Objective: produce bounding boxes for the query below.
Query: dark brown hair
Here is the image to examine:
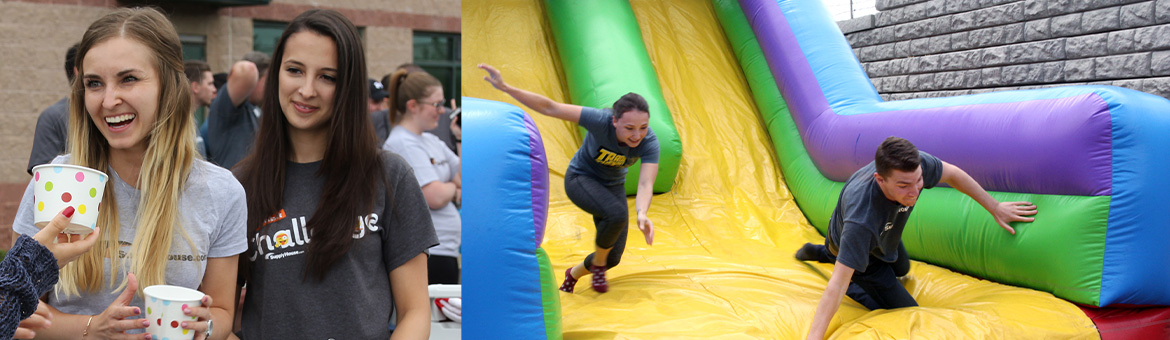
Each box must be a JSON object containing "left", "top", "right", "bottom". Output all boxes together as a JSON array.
[
  {"left": 183, "top": 60, "right": 211, "bottom": 84},
  {"left": 236, "top": 9, "right": 384, "bottom": 282},
  {"left": 874, "top": 136, "right": 921, "bottom": 177},
  {"left": 612, "top": 92, "right": 649, "bottom": 119}
]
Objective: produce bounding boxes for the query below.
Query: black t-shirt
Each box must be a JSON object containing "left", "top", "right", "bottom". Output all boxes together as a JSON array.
[
  {"left": 826, "top": 151, "right": 943, "bottom": 271},
  {"left": 236, "top": 150, "right": 438, "bottom": 339}
]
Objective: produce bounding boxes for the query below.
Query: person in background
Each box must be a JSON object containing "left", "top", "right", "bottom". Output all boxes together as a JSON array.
[
  {"left": 382, "top": 64, "right": 458, "bottom": 154},
  {"left": 184, "top": 60, "right": 217, "bottom": 158},
  {"left": 206, "top": 51, "right": 269, "bottom": 169},
  {"left": 369, "top": 78, "right": 389, "bottom": 114},
  {"left": 27, "top": 43, "right": 80, "bottom": 175},
  {"left": 383, "top": 69, "right": 461, "bottom": 284}
]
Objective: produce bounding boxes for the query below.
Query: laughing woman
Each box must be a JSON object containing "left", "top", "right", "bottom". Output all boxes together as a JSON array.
[
  {"left": 232, "top": 9, "right": 438, "bottom": 340},
  {"left": 13, "top": 7, "right": 246, "bottom": 340}
]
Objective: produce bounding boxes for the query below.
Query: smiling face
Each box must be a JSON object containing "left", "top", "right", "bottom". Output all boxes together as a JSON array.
[
  {"left": 278, "top": 31, "right": 338, "bottom": 135},
  {"left": 612, "top": 110, "right": 650, "bottom": 147},
  {"left": 875, "top": 167, "right": 924, "bottom": 207},
  {"left": 82, "top": 37, "right": 161, "bottom": 154}
]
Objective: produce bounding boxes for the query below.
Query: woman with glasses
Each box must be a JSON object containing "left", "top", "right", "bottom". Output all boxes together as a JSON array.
[
  {"left": 479, "top": 64, "right": 659, "bottom": 294},
  {"left": 383, "top": 70, "right": 462, "bottom": 284}
]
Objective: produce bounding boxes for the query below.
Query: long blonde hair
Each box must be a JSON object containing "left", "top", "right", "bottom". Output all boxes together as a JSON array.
[{"left": 61, "top": 7, "right": 200, "bottom": 296}]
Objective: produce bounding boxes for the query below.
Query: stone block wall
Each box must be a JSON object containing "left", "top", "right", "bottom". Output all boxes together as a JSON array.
[{"left": 839, "top": 0, "right": 1170, "bottom": 101}]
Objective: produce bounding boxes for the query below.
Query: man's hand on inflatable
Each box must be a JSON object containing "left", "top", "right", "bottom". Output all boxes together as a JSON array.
[
  {"left": 993, "top": 201, "right": 1037, "bottom": 235},
  {"left": 637, "top": 214, "right": 654, "bottom": 245}
]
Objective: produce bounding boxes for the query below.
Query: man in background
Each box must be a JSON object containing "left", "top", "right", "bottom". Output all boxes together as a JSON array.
[
  {"left": 27, "top": 43, "right": 79, "bottom": 175},
  {"left": 185, "top": 60, "right": 217, "bottom": 158},
  {"left": 206, "top": 51, "right": 269, "bottom": 169}
]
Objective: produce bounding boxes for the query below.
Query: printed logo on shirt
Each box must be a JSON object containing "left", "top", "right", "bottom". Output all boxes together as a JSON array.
[
  {"left": 595, "top": 147, "right": 626, "bottom": 167},
  {"left": 261, "top": 209, "right": 287, "bottom": 228},
  {"left": 249, "top": 212, "right": 382, "bottom": 262},
  {"left": 112, "top": 241, "right": 205, "bottom": 261}
]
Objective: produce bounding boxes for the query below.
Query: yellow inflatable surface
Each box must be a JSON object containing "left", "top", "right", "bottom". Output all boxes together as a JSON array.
[{"left": 463, "top": 0, "right": 1100, "bottom": 338}]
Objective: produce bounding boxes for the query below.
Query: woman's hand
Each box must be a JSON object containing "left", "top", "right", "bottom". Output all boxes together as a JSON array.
[
  {"left": 91, "top": 273, "right": 152, "bottom": 339},
  {"left": 637, "top": 214, "right": 654, "bottom": 245},
  {"left": 33, "top": 206, "right": 102, "bottom": 268},
  {"left": 13, "top": 302, "right": 52, "bottom": 339},
  {"left": 478, "top": 64, "right": 509, "bottom": 91},
  {"left": 181, "top": 295, "right": 215, "bottom": 340}
]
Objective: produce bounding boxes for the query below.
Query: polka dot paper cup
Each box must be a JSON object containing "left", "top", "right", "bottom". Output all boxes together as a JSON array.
[
  {"left": 31, "top": 164, "right": 108, "bottom": 235},
  {"left": 144, "top": 285, "right": 205, "bottom": 340}
]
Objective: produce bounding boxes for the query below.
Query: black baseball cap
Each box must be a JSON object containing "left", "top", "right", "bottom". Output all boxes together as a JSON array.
[{"left": 369, "top": 79, "right": 389, "bottom": 101}]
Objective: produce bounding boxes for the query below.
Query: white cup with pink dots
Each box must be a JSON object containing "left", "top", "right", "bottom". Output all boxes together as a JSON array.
[
  {"left": 31, "top": 164, "right": 108, "bottom": 235},
  {"left": 144, "top": 285, "right": 205, "bottom": 340}
]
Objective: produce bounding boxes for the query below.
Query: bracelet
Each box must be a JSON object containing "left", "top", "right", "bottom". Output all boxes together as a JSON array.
[{"left": 83, "top": 315, "right": 94, "bottom": 338}]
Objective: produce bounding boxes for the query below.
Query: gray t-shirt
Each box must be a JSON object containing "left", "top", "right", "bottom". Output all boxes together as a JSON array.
[
  {"left": 26, "top": 97, "right": 69, "bottom": 175},
  {"left": 206, "top": 88, "right": 260, "bottom": 169},
  {"left": 566, "top": 107, "right": 660, "bottom": 186},
  {"left": 238, "top": 150, "right": 438, "bottom": 340},
  {"left": 374, "top": 108, "right": 458, "bottom": 154},
  {"left": 827, "top": 151, "right": 943, "bottom": 271},
  {"left": 383, "top": 125, "right": 460, "bottom": 258},
  {"left": 371, "top": 109, "right": 391, "bottom": 144},
  {"left": 13, "top": 155, "right": 248, "bottom": 327}
]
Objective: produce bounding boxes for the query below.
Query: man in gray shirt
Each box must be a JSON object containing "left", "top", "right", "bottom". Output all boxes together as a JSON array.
[
  {"left": 206, "top": 52, "right": 268, "bottom": 169},
  {"left": 27, "top": 43, "right": 79, "bottom": 175}
]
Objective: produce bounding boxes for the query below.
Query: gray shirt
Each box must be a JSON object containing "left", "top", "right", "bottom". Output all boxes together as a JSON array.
[
  {"left": 384, "top": 125, "right": 460, "bottom": 258},
  {"left": 827, "top": 151, "right": 943, "bottom": 271},
  {"left": 566, "top": 107, "right": 660, "bottom": 186},
  {"left": 26, "top": 97, "right": 69, "bottom": 175},
  {"left": 206, "top": 88, "right": 259, "bottom": 169},
  {"left": 238, "top": 150, "right": 438, "bottom": 340},
  {"left": 374, "top": 108, "right": 458, "bottom": 154},
  {"left": 13, "top": 155, "right": 248, "bottom": 327}
]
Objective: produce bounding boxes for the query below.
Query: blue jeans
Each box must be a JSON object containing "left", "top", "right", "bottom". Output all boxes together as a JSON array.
[
  {"left": 564, "top": 171, "right": 629, "bottom": 269},
  {"left": 804, "top": 242, "right": 917, "bottom": 310}
]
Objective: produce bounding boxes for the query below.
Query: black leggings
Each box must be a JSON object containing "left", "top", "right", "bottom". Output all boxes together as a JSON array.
[{"left": 564, "top": 171, "right": 629, "bottom": 269}]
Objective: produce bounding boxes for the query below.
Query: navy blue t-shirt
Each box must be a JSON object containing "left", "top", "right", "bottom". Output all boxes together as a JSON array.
[
  {"left": 565, "top": 107, "right": 660, "bottom": 186},
  {"left": 826, "top": 151, "right": 943, "bottom": 271}
]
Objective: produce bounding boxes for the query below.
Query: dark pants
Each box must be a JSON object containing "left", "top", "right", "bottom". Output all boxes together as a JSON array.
[
  {"left": 428, "top": 255, "right": 460, "bottom": 284},
  {"left": 805, "top": 243, "right": 917, "bottom": 310},
  {"left": 564, "top": 171, "right": 629, "bottom": 269}
]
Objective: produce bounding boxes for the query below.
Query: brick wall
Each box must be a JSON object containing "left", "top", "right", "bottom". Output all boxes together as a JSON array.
[{"left": 839, "top": 0, "right": 1170, "bottom": 101}]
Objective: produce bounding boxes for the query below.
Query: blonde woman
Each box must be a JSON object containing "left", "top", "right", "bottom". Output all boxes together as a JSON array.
[
  {"left": 383, "top": 70, "right": 461, "bottom": 284},
  {"left": 13, "top": 8, "right": 246, "bottom": 340}
]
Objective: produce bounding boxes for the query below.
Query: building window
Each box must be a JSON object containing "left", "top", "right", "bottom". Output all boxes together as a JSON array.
[
  {"left": 413, "top": 31, "right": 460, "bottom": 106},
  {"left": 252, "top": 21, "right": 288, "bottom": 56},
  {"left": 180, "top": 34, "right": 207, "bottom": 61}
]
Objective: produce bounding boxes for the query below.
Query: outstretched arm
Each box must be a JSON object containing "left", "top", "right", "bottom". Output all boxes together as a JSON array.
[
  {"left": 635, "top": 163, "right": 658, "bottom": 245},
  {"left": 938, "top": 161, "right": 1037, "bottom": 234},
  {"left": 478, "top": 63, "right": 583, "bottom": 123},
  {"left": 806, "top": 261, "right": 855, "bottom": 340}
]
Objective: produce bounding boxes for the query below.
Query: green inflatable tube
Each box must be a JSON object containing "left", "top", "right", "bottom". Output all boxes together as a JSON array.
[
  {"left": 545, "top": 0, "right": 682, "bottom": 194},
  {"left": 536, "top": 248, "right": 563, "bottom": 340},
  {"left": 712, "top": 0, "right": 1108, "bottom": 306}
]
